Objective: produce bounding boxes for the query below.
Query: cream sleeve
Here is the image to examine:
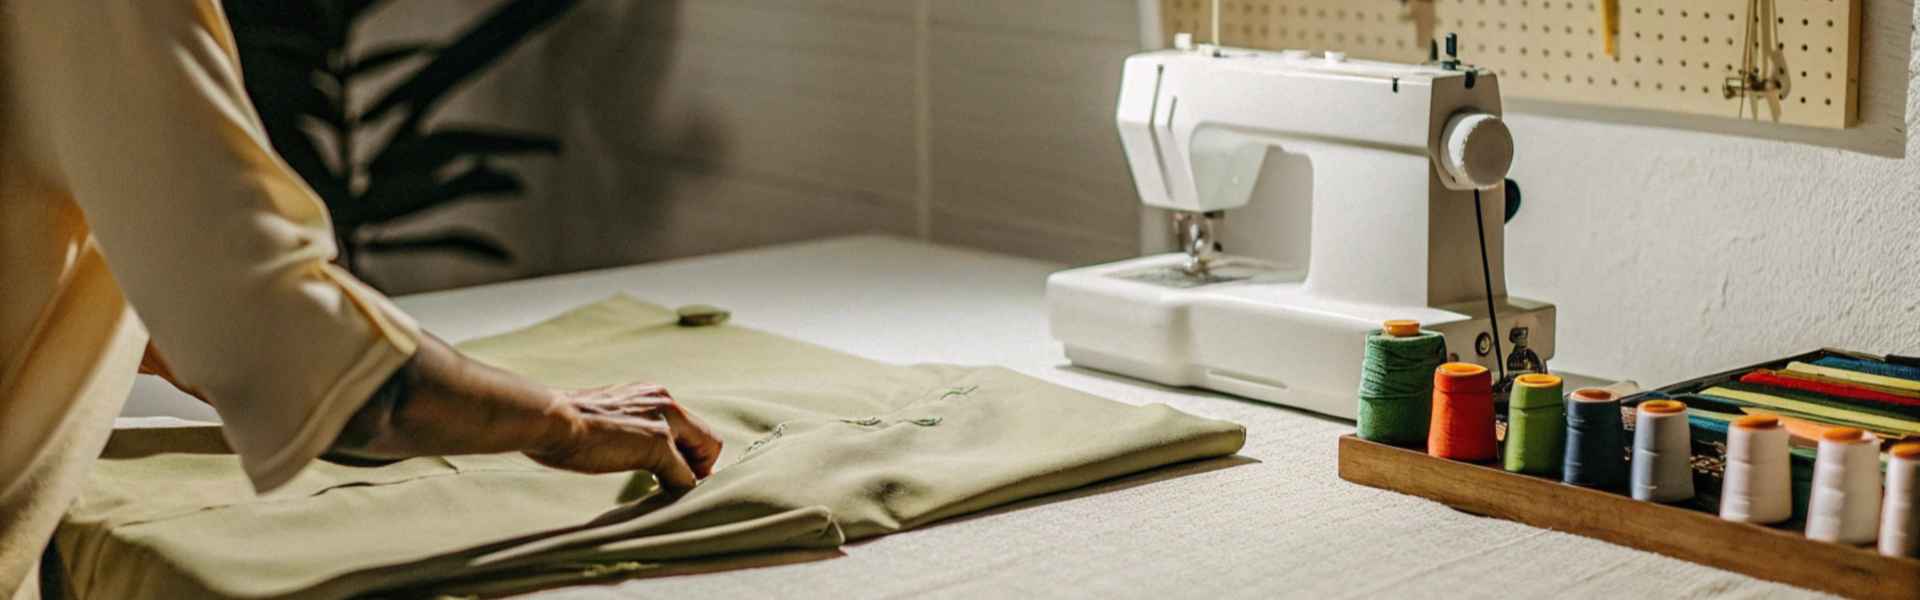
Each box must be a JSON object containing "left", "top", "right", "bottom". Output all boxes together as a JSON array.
[{"left": 16, "top": 0, "right": 422, "bottom": 492}]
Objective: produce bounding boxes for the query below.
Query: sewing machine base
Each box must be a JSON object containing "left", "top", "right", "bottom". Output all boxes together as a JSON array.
[{"left": 1047, "top": 253, "right": 1556, "bottom": 419}]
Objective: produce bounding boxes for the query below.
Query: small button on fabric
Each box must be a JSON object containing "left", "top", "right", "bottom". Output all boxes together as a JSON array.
[{"left": 675, "top": 305, "right": 731, "bottom": 327}]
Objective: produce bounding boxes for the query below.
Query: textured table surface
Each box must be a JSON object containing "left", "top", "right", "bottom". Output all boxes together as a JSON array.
[{"left": 119, "top": 235, "right": 1828, "bottom": 599}]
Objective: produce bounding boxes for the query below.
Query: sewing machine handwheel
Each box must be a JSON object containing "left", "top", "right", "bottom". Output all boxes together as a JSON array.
[
  {"left": 1439, "top": 112, "right": 1514, "bottom": 189},
  {"left": 1504, "top": 178, "right": 1521, "bottom": 223}
]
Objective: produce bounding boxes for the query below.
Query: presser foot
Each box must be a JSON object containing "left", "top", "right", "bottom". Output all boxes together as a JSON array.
[{"left": 1172, "top": 210, "right": 1226, "bottom": 276}]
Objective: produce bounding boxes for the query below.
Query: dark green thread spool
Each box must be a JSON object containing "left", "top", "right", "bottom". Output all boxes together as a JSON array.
[{"left": 1356, "top": 320, "right": 1448, "bottom": 447}]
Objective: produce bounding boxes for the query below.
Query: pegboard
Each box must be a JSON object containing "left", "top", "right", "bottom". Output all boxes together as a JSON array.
[{"left": 1159, "top": 0, "right": 1860, "bottom": 128}]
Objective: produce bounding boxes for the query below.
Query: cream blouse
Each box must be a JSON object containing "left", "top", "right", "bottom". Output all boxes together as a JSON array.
[{"left": 0, "top": 1, "right": 421, "bottom": 595}]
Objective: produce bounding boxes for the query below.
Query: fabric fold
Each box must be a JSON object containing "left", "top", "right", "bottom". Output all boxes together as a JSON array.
[{"left": 56, "top": 296, "right": 1246, "bottom": 599}]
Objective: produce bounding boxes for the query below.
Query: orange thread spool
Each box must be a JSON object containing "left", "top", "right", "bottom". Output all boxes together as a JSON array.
[{"left": 1429, "top": 362, "right": 1497, "bottom": 462}]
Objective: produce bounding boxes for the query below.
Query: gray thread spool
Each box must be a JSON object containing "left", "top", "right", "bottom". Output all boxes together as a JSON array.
[{"left": 1630, "top": 400, "right": 1694, "bottom": 503}]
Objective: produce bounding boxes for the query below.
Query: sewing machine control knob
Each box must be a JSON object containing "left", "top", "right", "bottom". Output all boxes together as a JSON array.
[{"left": 1438, "top": 112, "right": 1514, "bottom": 190}]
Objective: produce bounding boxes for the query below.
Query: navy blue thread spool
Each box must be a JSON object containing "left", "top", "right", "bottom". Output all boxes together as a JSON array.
[{"left": 1563, "top": 387, "right": 1627, "bottom": 489}]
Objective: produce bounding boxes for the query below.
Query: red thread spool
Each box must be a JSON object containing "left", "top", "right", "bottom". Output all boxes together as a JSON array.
[{"left": 1430, "top": 362, "right": 1497, "bottom": 462}]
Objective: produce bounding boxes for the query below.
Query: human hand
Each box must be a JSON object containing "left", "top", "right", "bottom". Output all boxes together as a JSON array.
[{"left": 527, "top": 383, "right": 723, "bottom": 490}]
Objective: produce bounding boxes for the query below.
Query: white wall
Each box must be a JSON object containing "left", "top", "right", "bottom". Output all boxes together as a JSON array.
[
  {"left": 352, "top": 0, "right": 1919, "bottom": 387},
  {"left": 1495, "top": 0, "right": 1920, "bottom": 384}
]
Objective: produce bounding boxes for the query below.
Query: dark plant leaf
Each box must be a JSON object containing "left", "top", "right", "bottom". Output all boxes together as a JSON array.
[
  {"left": 270, "top": 127, "right": 350, "bottom": 206},
  {"left": 360, "top": 0, "right": 579, "bottom": 126},
  {"left": 343, "top": 0, "right": 390, "bottom": 23},
  {"left": 236, "top": 43, "right": 345, "bottom": 133},
  {"left": 362, "top": 228, "right": 512, "bottom": 262},
  {"left": 233, "top": 27, "right": 331, "bottom": 67},
  {"left": 223, "top": 0, "right": 571, "bottom": 276},
  {"left": 342, "top": 162, "right": 525, "bottom": 227},
  {"left": 348, "top": 43, "right": 435, "bottom": 79},
  {"left": 368, "top": 127, "right": 558, "bottom": 177}
]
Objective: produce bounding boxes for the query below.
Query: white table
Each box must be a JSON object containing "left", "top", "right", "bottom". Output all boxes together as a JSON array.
[{"left": 120, "top": 236, "right": 1825, "bottom": 599}]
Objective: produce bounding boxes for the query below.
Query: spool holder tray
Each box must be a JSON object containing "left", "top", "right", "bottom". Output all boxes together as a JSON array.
[{"left": 1337, "top": 434, "right": 1920, "bottom": 599}]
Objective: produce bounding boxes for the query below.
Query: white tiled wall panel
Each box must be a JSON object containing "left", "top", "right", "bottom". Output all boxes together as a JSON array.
[{"left": 351, "top": 0, "right": 1145, "bottom": 291}]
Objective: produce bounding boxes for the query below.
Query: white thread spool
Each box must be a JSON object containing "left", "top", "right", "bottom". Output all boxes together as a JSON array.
[
  {"left": 1631, "top": 400, "right": 1694, "bottom": 503},
  {"left": 1880, "top": 443, "right": 1920, "bottom": 557},
  {"left": 1720, "top": 415, "right": 1792, "bottom": 524},
  {"left": 1806, "top": 428, "right": 1882, "bottom": 545}
]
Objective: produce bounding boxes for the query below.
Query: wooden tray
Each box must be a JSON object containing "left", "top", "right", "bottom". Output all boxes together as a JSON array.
[{"left": 1337, "top": 435, "right": 1920, "bottom": 600}]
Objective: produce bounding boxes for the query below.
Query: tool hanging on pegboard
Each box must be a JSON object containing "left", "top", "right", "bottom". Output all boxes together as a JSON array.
[
  {"left": 1724, "top": 0, "right": 1791, "bottom": 122},
  {"left": 1159, "top": 0, "right": 1860, "bottom": 129}
]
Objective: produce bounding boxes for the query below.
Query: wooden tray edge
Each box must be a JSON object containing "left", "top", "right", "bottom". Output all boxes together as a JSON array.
[{"left": 1337, "top": 434, "right": 1920, "bottom": 600}]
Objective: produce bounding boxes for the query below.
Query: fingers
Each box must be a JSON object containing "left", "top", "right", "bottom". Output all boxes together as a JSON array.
[
  {"left": 652, "top": 399, "right": 723, "bottom": 478},
  {"left": 553, "top": 383, "right": 723, "bottom": 482},
  {"left": 602, "top": 385, "right": 722, "bottom": 478},
  {"left": 649, "top": 438, "right": 699, "bottom": 491}
]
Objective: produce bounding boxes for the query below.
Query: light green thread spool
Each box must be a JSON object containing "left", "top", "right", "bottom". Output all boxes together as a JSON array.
[
  {"left": 1356, "top": 320, "right": 1448, "bottom": 447},
  {"left": 1505, "top": 373, "right": 1567, "bottom": 475}
]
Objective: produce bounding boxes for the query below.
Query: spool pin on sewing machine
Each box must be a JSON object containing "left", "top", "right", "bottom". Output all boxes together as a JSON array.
[{"left": 1047, "top": 36, "right": 1556, "bottom": 419}]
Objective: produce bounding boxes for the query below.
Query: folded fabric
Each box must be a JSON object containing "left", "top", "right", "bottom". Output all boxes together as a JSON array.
[
  {"left": 1786, "top": 361, "right": 1920, "bottom": 393},
  {"left": 55, "top": 296, "right": 1246, "bottom": 599},
  {"left": 1809, "top": 355, "right": 1920, "bottom": 383}
]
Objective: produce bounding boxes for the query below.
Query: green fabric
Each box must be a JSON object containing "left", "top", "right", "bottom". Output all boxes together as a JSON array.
[{"left": 56, "top": 296, "right": 1246, "bottom": 599}]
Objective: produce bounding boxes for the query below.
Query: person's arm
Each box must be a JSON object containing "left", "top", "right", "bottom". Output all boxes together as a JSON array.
[
  {"left": 332, "top": 335, "right": 722, "bottom": 488},
  {"left": 13, "top": 0, "right": 718, "bottom": 491}
]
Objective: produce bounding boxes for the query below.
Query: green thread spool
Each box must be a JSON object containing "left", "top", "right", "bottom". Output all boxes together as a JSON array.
[
  {"left": 1356, "top": 320, "right": 1448, "bottom": 447},
  {"left": 1505, "top": 373, "right": 1567, "bottom": 475}
]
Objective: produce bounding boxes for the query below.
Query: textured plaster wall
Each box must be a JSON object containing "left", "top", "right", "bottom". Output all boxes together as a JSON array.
[{"left": 1495, "top": 1, "right": 1920, "bottom": 385}]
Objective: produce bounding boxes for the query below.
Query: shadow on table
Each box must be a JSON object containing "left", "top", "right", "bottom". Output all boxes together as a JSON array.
[
  {"left": 894, "top": 452, "right": 1262, "bottom": 537},
  {"left": 1052, "top": 363, "right": 1355, "bottom": 428}
]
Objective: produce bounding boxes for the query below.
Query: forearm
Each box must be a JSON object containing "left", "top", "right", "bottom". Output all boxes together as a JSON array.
[{"left": 332, "top": 334, "right": 577, "bottom": 459}]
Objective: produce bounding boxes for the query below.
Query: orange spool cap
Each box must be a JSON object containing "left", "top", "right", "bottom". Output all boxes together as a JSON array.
[
  {"left": 1429, "top": 362, "right": 1497, "bottom": 462},
  {"left": 1571, "top": 388, "right": 1616, "bottom": 403},
  {"left": 1639, "top": 400, "right": 1687, "bottom": 415},
  {"left": 1383, "top": 319, "right": 1421, "bottom": 337},
  {"left": 1821, "top": 427, "right": 1867, "bottom": 443},
  {"left": 1733, "top": 415, "right": 1781, "bottom": 430},
  {"left": 1892, "top": 443, "right": 1920, "bottom": 460}
]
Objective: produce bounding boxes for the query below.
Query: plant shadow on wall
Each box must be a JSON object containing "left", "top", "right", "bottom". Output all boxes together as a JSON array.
[
  {"left": 223, "top": 0, "right": 578, "bottom": 288},
  {"left": 539, "top": 0, "right": 726, "bottom": 271}
]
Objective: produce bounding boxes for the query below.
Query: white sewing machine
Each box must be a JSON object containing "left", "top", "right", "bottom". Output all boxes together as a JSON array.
[{"left": 1047, "top": 40, "right": 1556, "bottom": 419}]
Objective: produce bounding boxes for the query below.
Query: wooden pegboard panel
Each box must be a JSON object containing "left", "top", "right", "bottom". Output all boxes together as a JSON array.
[{"left": 1159, "top": 0, "right": 1860, "bottom": 128}]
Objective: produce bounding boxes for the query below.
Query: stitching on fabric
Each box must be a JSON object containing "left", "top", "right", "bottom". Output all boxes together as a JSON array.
[
  {"left": 729, "top": 383, "right": 976, "bottom": 466},
  {"left": 573, "top": 561, "right": 656, "bottom": 578},
  {"left": 732, "top": 414, "right": 947, "bottom": 467},
  {"left": 739, "top": 422, "right": 791, "bottom": 458}
]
